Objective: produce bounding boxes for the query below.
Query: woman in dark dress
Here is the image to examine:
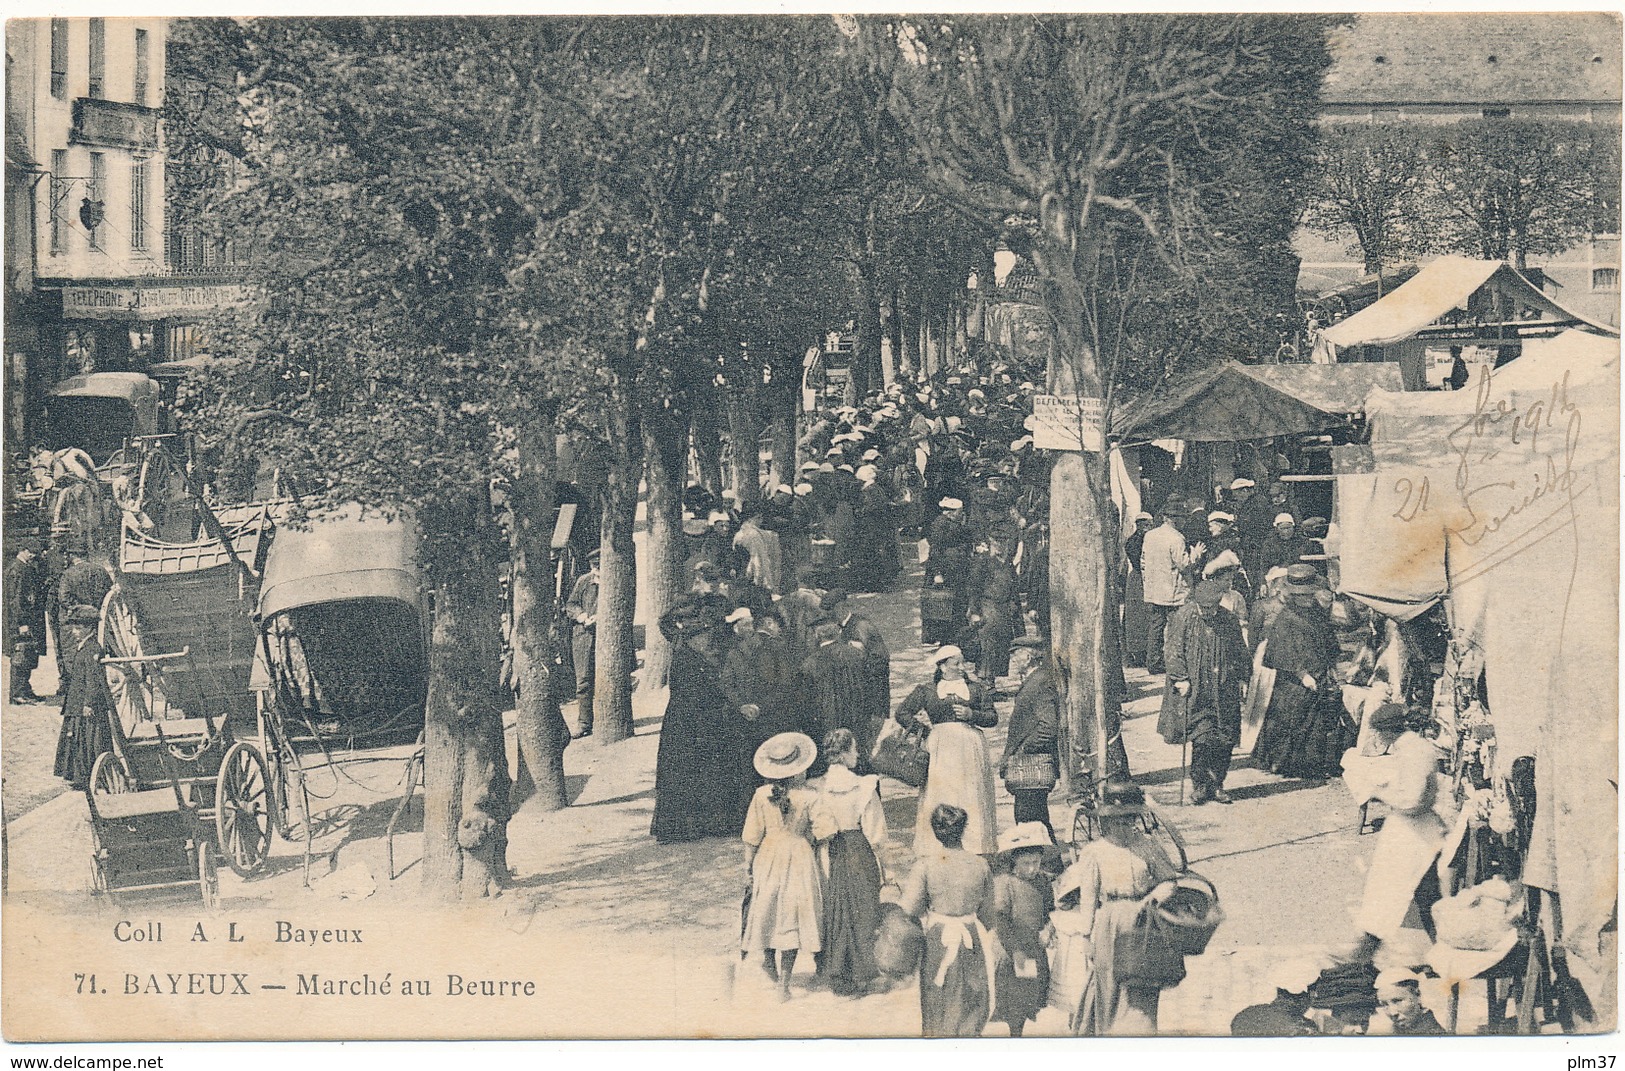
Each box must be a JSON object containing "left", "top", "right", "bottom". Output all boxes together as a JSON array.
[
  {"left": 899, "top": 803, "right": 997, "bottom": 1037},
  {"left": 650, "top": 583, "right": 747, "bottom": 842},
  {"left": 53, "top": 606, "right": 114, "bottom": 789},
  {"left": 1253, "top": 573, "right": 1348, "bottom": 779}
]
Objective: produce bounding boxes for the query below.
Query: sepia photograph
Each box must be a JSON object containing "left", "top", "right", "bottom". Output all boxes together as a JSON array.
[{"left": 0, "top": 7, "right": 1618, "bottom": 1055}]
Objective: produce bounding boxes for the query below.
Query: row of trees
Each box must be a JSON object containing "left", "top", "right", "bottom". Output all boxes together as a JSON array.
[
  {"left": 167, "top": 15, "right": 1338, "bottom": 898},
  {"left": 1304, "top": 118, "right": 1621, "bottom": 274}
]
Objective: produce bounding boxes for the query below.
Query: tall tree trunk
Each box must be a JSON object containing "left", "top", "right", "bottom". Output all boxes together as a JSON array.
[
  {"left": 593, "top": 400, "right": 641, "bottom": 743},
  {"left": 1035, "top": 246, "right": 1130, "bottom": 794},
  {"left": 692, "top": 404, "right": 723, "bottom": 494},
  {"left": 767, "top": 383, "right": 796, "bottom": 486},
  {"left": 725, "top": 384, "right": 763, "bottom": 510},
  {"left": 638, "top": 401, "right": 686, "bottom": 699},
  {"left": 508, "top": 404, "right": 571, "bottom": 813},
  {"left": 421, "top": 516, "right": 509, "bottom": 900}
]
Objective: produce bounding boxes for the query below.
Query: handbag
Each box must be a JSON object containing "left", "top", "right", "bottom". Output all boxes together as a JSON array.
[
  {"left": 871, "top": 721, "right": 929, "bottom": 788},
  {"left": 1002, "top": 751, "right": 1058, "bottom": 791}
]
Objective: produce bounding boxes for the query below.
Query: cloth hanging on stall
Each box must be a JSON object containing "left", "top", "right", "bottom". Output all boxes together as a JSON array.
[{"left": 1331, "top": 331, "right": 1619, "bottom": 988}]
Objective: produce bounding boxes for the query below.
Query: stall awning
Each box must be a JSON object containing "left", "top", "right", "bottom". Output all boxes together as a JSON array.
[
  {"left": 1316, "top": 255, "right": 1619, "bottom": 354},
  {"left": 1111, "top": 361, "right": 1402, "bottom": 443}
]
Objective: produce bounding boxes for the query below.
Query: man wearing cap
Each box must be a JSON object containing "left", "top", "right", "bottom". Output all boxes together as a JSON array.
[
  {"left": 1158, "top": 580, "right": 1251, "bottom": 804},
  {"left": 1140, "top": 505, "right": 1190, "bottom": 676},
  {"left": 1254, "top": 565, "right": 1345, "bottom": 779},
  {"left": 5, "top": 542, "right": 46, "bottom": 703},
  {"left": 562, "top": 551, "right": 602, "bottom": 738},
  {"left": 924, "top": 497, "right": 974, "bottom": 627},
  {"left": 1374, "top": 969, "right": 1445, "bottom": 1035},
  {"left": 721, "top": 608, "right": 808, "bottom": 804},
  {"left": 1001, "top": 638, "right": 1060, "bottom": 834},
  {"left": 1256, "top": 513, "right": 1313, "bottom": 578}
]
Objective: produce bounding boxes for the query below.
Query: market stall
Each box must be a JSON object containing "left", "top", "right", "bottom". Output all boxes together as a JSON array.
[
  {"left": 1311, "top": 255, "right": 1618, "bottom": 390},
  {"left": 1333, "top": 329, "right": 1619, "bottom": 1029}
]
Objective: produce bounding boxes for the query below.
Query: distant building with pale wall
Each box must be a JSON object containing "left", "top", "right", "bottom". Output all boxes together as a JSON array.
[{"left": 1296, "top": 12, "right": 1622, "bottom": 326}]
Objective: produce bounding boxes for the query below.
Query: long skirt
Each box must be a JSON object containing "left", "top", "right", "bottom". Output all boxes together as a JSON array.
[
  {"left": 1075, "top": 898, "right": 1153, "bottom": 1036},
  {"left": 1121, "top": 572, "right": 1148, "bottom": 667},
  {"left": 819, "top": 830, "right": 882, "bottom": 993},
  {"left": 920, "top": 917, "right": 994, "bottom": 1037},
  {"left": 742, "top": 831, "right": 824, "bottom": 954},
  {"left": 1259, "top": 683, "right": 1355, "bottom": 780},
  {"left": 916, "top": 723, "right": 998, "bottom": 856},
  {"left": 53, "top": 712, "right": 110, "bottom": 788}
]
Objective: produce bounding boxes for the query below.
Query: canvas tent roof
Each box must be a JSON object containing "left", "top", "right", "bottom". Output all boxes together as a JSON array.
[
  {"left": 1111, "top": 360, "right": 1402, "bottom": 443},
  {"left": 1317, "top": 256, "right": 1618, "bottom": 354}
]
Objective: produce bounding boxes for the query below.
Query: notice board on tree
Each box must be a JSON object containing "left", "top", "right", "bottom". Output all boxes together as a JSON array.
[{"left": 1032, "top": 393, "right": 1104, "bottom": 452}]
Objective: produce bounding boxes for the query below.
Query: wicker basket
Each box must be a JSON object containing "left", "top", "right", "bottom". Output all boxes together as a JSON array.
[{"left": 1003, "top": 752, "right": 1058, "bottom": 791}]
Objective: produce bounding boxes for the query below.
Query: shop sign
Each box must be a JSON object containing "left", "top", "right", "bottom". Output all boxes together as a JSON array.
[
  {"left": 62, "top": 283, "right": 257, "bottom": 321},
  {"left": 70, "top": 98, "right": 160, "bottom": 151},
  {"left": 1032, "top": 393, "right": 1104, "bottom": 452}
]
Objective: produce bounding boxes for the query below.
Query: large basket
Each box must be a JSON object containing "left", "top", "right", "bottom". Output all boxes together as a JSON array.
[
  {"left": 873, "top": 902, "right": 924, "bottom": 977},
  {"left": 1003, "top": 752, "right": 1058, "bottom": 791},
  {"left": 1148, "top": 873, "right": 1224, "bottom": 957},
  {"left": 871, "top": 723, "right": 929, "bottom": 788}
]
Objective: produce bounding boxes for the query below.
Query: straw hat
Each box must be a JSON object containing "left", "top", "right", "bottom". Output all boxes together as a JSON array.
[
  {"left": 753, "top": 732, "right": 817, "bottom": 780},
  {"left": 997, "top": 822, "right": 1053, "bottom": 854},
  {"left": 931, "top": 645, "right": 964, "bottom": 665}
]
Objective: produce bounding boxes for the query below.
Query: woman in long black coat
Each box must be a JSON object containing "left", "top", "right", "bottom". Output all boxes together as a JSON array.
[
  {"left": 1253, "top": 585, "right": 1349, "bottom": 780},
  {"left": 650, "top": 594, "right": 748, "bottom": 843},
  {"left": 53, "top": 611, "right": 114, "bottom": 789}
]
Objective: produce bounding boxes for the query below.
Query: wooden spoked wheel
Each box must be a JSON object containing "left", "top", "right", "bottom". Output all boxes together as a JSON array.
[
  {"left": 98, "top": 587, "right": 159, "bottom": 728},
  {"left": 215, "top": 742, "right": 271, "bottom": 877}
]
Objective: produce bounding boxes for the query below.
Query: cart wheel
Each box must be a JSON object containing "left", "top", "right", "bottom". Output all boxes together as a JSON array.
[
  {"left": 89, "top": 852, "right": 108, "bottom": 896},
  {"left": 216, "top": 743, "right": 270, "bottom": 877},
  {"left": 89, "top": 751, "right": 130, "bottom": 796},
  {"left": 198, "top": 842, "right": 219, "bottom": 910},
  {"left": 1071, "top": 805, "right": 1097, "bottom": 847}
]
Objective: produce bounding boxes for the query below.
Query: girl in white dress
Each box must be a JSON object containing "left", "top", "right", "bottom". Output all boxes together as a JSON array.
[{"left": 741, "top": 732, "right": 823, "bottom": 999}]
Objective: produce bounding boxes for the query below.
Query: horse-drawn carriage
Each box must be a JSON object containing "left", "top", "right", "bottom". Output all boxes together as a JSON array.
[{"left": 84, "top": 487, "right": 429, "bottom": 902}]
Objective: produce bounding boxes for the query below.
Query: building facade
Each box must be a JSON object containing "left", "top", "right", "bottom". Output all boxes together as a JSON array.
[
  {"left": 1296, "top": 12, "right": 1622, "bottom": 326},
  {"left": 4, "top": 17, "right": 250, "bottom": 456}
]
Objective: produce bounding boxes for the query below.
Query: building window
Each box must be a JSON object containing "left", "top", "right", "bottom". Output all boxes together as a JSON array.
[
  {"left": 1593, "top": 267, "right": 1620, "bottom": 292},
  {"left": 49, "top": 149, "right": 67, "bottom": 254},
  {"left": 88, "top": 18, "right": 105, "bottom": 99},
  {"left": 87, "top": 151, "right": 104, "bottom": 250},
  {"left": 134, "top": 29, "right": 149, "bottom": 105},
  {"left": 49, "top": 19, "right": 68, "bottom": 99},
  {"left": 131, "top": 159, "right": 148, "bottom": 250}
]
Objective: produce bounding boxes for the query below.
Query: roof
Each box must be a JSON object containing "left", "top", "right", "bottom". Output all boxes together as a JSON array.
[
  {"left": 48, "top": 372, "right": 159, "bottom": 404},
  {"left": 1318, "top": 256, "right": 1620, "bottom": 353},
  {"left": 1323, "top": 13, "right": 1622, "bottom": 106},
  {"left": 1111, "top": 361, "right": 1403, "bottom": 443}
]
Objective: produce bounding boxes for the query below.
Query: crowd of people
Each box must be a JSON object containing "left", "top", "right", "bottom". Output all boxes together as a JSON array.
[{"left": 629, "top": 343, "right": 1472, "bottom": 1037}]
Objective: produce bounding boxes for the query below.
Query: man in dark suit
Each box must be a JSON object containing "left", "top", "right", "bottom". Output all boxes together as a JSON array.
[{"left": 4, "top": 543, "right": 46, "bottom": 702}]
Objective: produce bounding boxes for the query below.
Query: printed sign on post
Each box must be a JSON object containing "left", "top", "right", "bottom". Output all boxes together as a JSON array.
[{"left": 1032, "top": 394, "right": 1104, "bottom": 452}]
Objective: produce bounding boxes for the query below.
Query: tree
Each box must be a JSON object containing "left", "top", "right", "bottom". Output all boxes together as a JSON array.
[
  {"left": 177, "top": 17, "right": 608, "bottom": 896},
  {"left": 1423, "top": 118, "right": 1620, "bottom": 270},
  {"left": 852, "top": 14, "right": 1334, "bottom": 788},
  {"left": 1303, "top": 123, "right": 1429, "bottom": 275}
]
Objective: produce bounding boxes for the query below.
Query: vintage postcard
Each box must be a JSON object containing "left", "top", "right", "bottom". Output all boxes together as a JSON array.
[{"left": 1, "top": 9, "right": 1617, "bottom": 1051}]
